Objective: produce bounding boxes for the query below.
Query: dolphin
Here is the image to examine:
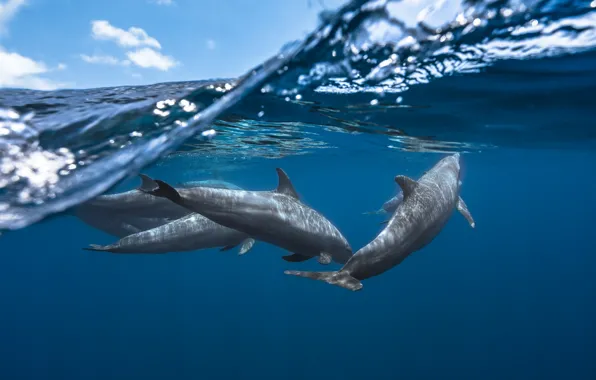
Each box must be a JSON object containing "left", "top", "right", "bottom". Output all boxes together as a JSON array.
[
  {"left": 139, "top": 168, "right": 353, "bottom": 265},
  {"left": 177, "top": 180, "right": 242, "bottom": 190},
  {"left": 364, "top": 190, "right": 404, "bottom": 215},
  {"left": 73, "top": 207, "right": 164, "bottom": 238},
  {"left": 284, "top": 153, "right": 475, "bottom": 291},
  {"left": 73, "top": 176, "right": 242, "bottom": 238},
  {"left": 83, "top": 213, "right": 255, "bottom": 255}
]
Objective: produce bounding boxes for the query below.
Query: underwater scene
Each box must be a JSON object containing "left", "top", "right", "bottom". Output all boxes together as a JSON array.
[{"left": 1, "top": 0, "right": 596, "bottom": 379}]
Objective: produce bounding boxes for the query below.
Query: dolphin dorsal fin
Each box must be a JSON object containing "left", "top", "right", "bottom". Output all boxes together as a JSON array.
[
  {"left": 394, "top": 175, "right": 418, "bottom": 198},
  {"left": 275, "top": 168, "right": 300, "bottom": 199}
]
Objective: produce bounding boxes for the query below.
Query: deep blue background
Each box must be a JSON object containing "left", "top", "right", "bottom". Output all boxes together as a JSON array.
[{"left": 0, "top": 145, "right": 595, "bottom": 379}]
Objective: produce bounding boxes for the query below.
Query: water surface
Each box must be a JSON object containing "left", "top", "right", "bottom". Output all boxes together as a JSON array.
[{"left": 1, "top": 0, "right": 595, "bottom": 379}]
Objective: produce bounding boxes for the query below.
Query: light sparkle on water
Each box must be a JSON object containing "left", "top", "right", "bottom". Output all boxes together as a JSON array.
[{"left": 201, "top": 129, "right": 216, "bottom": 139}]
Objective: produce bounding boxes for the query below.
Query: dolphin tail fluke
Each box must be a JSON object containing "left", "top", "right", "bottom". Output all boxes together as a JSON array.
[
  {"left": 284, "top": 270, "right": 363, "bottom": 291},
  {"left": 457, "top": 196, "right": 475, "bottom": 228},
  {"left": 139, "top": 178, "right": 181, "bottom": 203}
]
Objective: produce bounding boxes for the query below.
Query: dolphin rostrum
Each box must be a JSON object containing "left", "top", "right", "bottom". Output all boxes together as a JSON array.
[
  {"left": 139, "top": 168, "right": 353, "bottom": 265},
  {"left": 83, "top": 213, "right": 255, "bottom": 255},
  {"left": 73, "top": 176, "right": 242, "bottom": 238},
  {"left": 285, "top": 153, "right": 475, "bottom": 291}
]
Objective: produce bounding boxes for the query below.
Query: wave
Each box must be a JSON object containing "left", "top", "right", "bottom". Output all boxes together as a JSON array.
[{"left": 0, "top": 0, "right": 595, "bottom": 230}]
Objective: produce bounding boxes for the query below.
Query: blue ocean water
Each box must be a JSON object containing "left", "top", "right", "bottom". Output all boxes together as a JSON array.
[
  {"left": 1, "top": 148, "right": 595, "bottom": 379},
  {"left": 1, "top": 0, "right": 596, "bottom": 379}
]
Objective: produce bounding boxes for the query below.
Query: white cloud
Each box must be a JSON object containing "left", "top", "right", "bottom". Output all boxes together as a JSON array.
[
  {"left": 80, "top": 54, "right": 130, "bottom": 66},
  {"left": 206, "top": 39, "right": 216, "bottom": 50},
  {"left": 0, "top": 0, "right": 26, "bottom": 35},
  {"left": 0, "top": 47, "right": 66, "bottom": 90},
  {"left": 153, "top": 0, "right": 174, "bottom": 5},
  {"left": 91, "top": 20, "right": 161, "bottom": 49},
  {"left": 0, "top": 1, "right": 68, "bottom": 90},
  {"left": 126, "top": 47, "right": 176, "bottom": 71},
  {"left": 86, "top": 20, "right": 179, "bottom": 73}
]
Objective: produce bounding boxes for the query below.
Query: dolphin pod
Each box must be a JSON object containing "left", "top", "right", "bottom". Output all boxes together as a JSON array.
[
  {"left": 284, "top": 153, "right": 475, "bottom": 291},
  {"left": 140, "top": 169, "right": 353, "bottom": 265},
  {"left": 74, "top": 177, "right": 242, "bottom": 238},
  {"left": 81, "top": 153, "right": 475, "bottom": 292}
]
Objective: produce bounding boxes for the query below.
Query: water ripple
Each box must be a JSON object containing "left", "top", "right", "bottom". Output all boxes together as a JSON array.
[{"left": 0, "top": 0, "right": 595, "bottom": 230}]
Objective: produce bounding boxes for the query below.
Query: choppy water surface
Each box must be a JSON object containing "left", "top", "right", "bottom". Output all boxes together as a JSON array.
[{"left": 1, "top": 0, "right": 595, "bottom": 230}]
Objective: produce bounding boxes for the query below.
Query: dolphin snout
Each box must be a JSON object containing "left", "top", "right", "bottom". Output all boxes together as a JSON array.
[{"left": 451, "top": 152, "right": 462, "bottom": 170}]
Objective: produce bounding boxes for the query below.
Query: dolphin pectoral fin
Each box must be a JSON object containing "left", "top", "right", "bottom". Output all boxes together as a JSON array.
[
  {"left": 379, "top": 219, "right": 389, "bottom": 225},
  {"left": 220, "top": 244, "right": 239, "bottom": 252},
  {"left": 274, "top": 168, "right": 300, "bottom": 200},
  {"left": 83, "top": 244, "right": 111, "bottom": 252},
  {"left": 238, "top": 238, "right": 255, "bottom": 255},
  {"left": 138, "top": 174, "right": 158, "bottom": 192},
  {"left": 318, "top": 252, "right": 332, "bottom": 265},
  {"left": 284, "top": 270, "right": 363, "bottom": 292},
  {"left": 363, "top": 209, "right": 384, "bottom": 215},
  {"left": 282, "top": 253, "right": 312, "bottom": 262},
  {"left": 395, "top": 175, "right": 418, "bottom": 198},
  {"left": 122, "top": 222, "right": 141, "bottom": 235},
  {"left": 457, "top": 196, "right": 475, "bottom": 228}
]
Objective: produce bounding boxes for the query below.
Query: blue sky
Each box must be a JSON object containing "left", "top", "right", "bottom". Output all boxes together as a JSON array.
[{"left": 0, "top": 0, "right": 346, "bottom": 90}]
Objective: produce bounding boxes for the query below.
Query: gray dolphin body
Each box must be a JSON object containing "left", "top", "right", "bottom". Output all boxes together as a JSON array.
[
  {"left": 381, "top": 192, "right": 404, "bottom": 214},
  {"left": 364, "top": 191, "right": 404, "bottom": 215},
  {"left": 285, "top": 153, "right": 475, "bottom": 291},
  {"left": 177, "top": 180, "right": 242, "bottom": 190},
  {"left": 83, "top": 213, "right": 255, "bottom": 255},
  {"left": 73, "top": 177, "right": 242, "bottom": 238},
  {"left": 141, "top": 168, "right": 353, "bottom": 264},
  {"left": 73, "top": 207, "right": 172, "bottom": 238}
]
